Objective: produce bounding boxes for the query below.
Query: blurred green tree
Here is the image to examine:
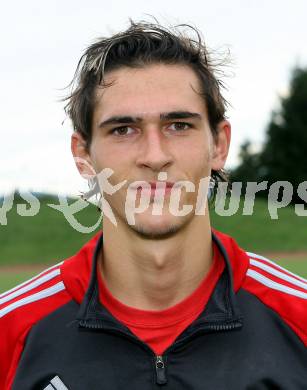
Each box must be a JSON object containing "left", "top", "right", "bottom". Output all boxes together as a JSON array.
[
  {"left": 231, "top": 67, "right": 307, "bottom": 201},
  {"left": 260, "top": 68, "right": 307, "bottom": 185},
  {"left": 230, "top": 140, "right": 261, "bottom": 183}
]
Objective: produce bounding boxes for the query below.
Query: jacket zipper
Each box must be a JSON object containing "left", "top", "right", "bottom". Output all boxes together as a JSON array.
[{"left": 155, "top": 355, "right": 167, "bottom": 385}]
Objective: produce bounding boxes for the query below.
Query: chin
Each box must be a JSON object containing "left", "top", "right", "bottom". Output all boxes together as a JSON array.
[{"left": 128, "top": 213, "right": 190, "bottom": 240}]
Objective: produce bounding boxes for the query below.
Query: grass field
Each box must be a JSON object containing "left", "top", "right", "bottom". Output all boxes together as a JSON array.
[
  {"left": 0, "top": 193, "right": 306, "bottom": 293},
  {"left": 0, "top": 271, "right": 40, "bottom": 293},
  {"left": 276, "top": 258, "right": 307, "bottom": 277},
  {"left": 211, "top": 195, "right": 307, "bottom": 253},
  {"left": 0, "top": 194, "right": 101, "bottom": 266}
]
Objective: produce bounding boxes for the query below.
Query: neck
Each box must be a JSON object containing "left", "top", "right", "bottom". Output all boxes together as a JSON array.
[{"left": 99, "top": 215, "right": 213, "bottom": 311}]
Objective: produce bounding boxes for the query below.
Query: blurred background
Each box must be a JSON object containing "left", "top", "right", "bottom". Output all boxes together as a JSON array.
[{"left": 1, "top": 0, "right": 307, "bottom": 291}]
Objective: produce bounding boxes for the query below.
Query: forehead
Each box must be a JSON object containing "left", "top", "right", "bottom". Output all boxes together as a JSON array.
[{"left": 93, "top": 64, "right": 207, "bottom": 121}]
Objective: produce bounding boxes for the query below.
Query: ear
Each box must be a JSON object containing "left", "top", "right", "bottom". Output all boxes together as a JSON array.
[
  {"left": 71, "top": 132, "right": 96, "bottom": 179},
  {"left": 211, "top": 120, "right": 231, "bottom": 171}
]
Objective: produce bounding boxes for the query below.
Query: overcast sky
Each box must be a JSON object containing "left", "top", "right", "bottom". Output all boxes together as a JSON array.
[{"left": 1, "top": 0, "right": 306, "bottom": 197}]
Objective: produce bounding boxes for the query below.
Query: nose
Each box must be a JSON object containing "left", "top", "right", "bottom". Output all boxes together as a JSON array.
[{"left": 135, "top": 127, "right": 173, "bottom": 172}]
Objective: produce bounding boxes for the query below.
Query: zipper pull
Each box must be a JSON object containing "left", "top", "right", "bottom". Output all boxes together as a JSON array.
[{"left": 155, "top": 355, "right": 167, "bottom": 385}]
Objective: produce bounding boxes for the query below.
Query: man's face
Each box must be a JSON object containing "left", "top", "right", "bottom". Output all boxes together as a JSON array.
[{"left": 79, "top": 63, "right": 230, "bottom": 238}]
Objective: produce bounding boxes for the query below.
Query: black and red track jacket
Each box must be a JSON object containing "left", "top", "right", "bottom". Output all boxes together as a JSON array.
[{"left": 0, "top": 230, "right": 306, "bottom": 389}]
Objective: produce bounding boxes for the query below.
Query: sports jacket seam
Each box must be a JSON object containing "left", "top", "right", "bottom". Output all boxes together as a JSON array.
[{"left": 239, "top": 255, "right": 250, "bottom": 290}]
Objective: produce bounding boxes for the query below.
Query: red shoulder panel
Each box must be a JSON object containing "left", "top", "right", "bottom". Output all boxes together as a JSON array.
[
  {"left": 0, "top": 263, "right": 71, "bottom": 390},
  {"left": 242, "top": 252, "right": 307, "bottom": 347}
]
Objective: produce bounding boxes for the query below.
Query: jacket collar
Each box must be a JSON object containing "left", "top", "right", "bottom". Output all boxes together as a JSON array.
[{"left": 77, "top": 230, "right": 244, "bottom": 334}]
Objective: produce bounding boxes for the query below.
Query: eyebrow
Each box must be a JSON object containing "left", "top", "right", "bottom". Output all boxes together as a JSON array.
[
  {"left": 98, "top": 111, "right": 202, "bottom": 128},
  {"left": 160, "top": 111, "right": 202, "bottom": 121}
]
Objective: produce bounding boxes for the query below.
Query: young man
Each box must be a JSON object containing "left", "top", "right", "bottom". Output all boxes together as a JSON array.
[{"left": 1, "top": 21, "right": 306, "bottom": 389}]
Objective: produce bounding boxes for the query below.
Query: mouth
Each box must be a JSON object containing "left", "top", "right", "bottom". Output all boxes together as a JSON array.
[
  {"left": 149, "top": 182, "right": 175, "bottom": 190},
  {"left": 128, "top": 181, "right": 179, "bottom": 198}
]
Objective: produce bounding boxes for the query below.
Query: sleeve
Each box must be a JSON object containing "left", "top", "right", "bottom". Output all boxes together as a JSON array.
[
  {"left": 0, "top": 263, "right": 70, "bottom": 389},
  {"left": 243, "top": 251, "right": 307, "bottom": 346},
  {"left": 0, "top": 311, "right": 32, "bottom": 390}
]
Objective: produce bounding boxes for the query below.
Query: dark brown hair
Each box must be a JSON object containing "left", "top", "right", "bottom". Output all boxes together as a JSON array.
[{"left": 65, "top": 19, "right": 229, "bottom": 185}]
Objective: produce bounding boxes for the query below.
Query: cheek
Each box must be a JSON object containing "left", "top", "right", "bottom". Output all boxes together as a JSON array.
[
  {"left": 183, "top": 144, "right": 212, "bottom": 178},
  {"left": 90, "top": 140, "right": 122, "bottom": 172},
  {"left": 92, "top": 153, "right": 132, "bottom": 195}
]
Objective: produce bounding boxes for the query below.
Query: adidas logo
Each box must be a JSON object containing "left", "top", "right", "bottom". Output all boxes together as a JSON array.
[{"left": 43, "top": 375, "right": 69, "bottom": 390}]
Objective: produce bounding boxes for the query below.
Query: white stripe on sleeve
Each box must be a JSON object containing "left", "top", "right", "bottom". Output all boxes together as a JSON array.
[
  {"left": 0, "top": 282, "right": 66, "bottom": 318},
  {"left": 247, "top": 269, "right": 307, "bottom": 299},
  {"left": 250, "top": 259, "right": 307, "bottom": 291},
  {"left": 247, "top": 252, "right": 307, "bottom": 283},
  {"left": 0, "top": 261, "right": 63, "bottom": 299},
  {"left": 0, "top": 269, "right": 61, "bottom": 305}
]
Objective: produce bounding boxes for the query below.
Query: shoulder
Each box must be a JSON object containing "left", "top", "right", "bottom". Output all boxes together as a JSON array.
[
  {"left": 241, "top": 251, "right": 307, "bottom": 346},
  {"left": 0, "top": 262, "right": 70, "bottom": 321},
  {"left": 0, "top": 262, "right": 71, "bottom": 389}
]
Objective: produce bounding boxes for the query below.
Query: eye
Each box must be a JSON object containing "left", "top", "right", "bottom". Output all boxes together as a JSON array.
[
  {"left": 110, "top": 126, "right": 134, "bottom": 136},
  {"left": 168, "top": 122, "right": 192, "bottom": 132}
]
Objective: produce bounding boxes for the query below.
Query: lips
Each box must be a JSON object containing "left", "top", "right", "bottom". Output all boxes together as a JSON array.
[
  {"left": 149, "top": 182, "right": 175, "bottom": 190},
  {"left": 130, "top": 181, "right": 176, "bottom": 190},
  {"left": 129, "top": 181, "right": 179, "bottom": 200}
]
